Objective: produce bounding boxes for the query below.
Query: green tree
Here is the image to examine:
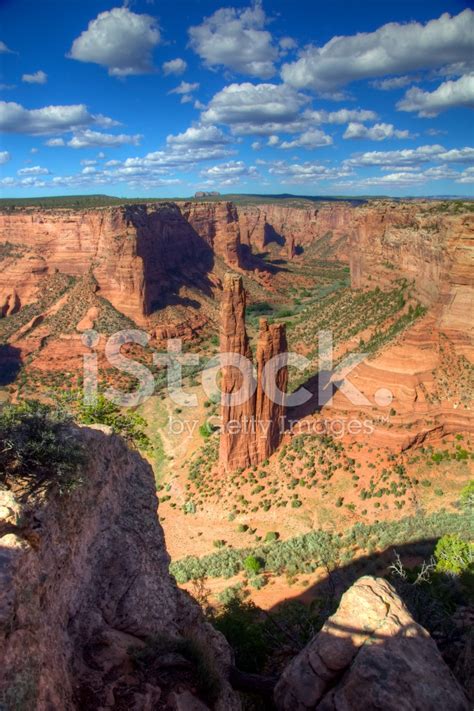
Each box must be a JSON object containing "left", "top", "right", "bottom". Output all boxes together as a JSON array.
[
  {"left": 435, "top": 534, "right": 473, "bottom": 575},
  {"left": 0, "top": 400, "right": 84, "bottom": 500},
  {"left": 243, "top": 554, "right": 263, "bottom": 576}
]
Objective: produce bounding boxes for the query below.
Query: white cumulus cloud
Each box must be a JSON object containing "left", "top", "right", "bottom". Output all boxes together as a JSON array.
[
  {"left": 67, "top": 130, "right": 142, "bottom": 149},
  {"left": 69, "top": 7, "right": 160, "bottom": 76},
  {"left": 166, "top": 124, "right": 231, "bottom": 148},
  {"left": 45, "top": 138, "right": 65, "bottom": 147},
  {"left": 397, "top": 73, "right": 474, "bottom": 116},
  {"left": 162, "top": 58, "right": 187, "bottom": 75},
  {"left": 0, "top": 151, "right": 11, "bottom": 165},
  {"left": 371, "top": 75, "right": 418, "bottom": 90},
  {"left": 22, "top": 70, "right": 48, "bottom": 84},
  {"left": 189, "top": 2, "right": 279, "bottom": 78},
  {"left": 17, "top": 165, "right": 50, "bottom": 175},
  {"left": 280, "top": 129, "right": 333, "bottom": 149},
  {"left": 0, "top": 101, "right": 117, "bottom": 136},
  {"left": 169, "top": 81, "right": 199, "bottom": 95},
  {"left": 281, "top": 10, "right": 474, "bottom": 92},
  {"left": 343, "top": 122, "right": 410, "bottom": 141},
  {"left": 201, "top": 82, "right": 309, "bottom": 135}
]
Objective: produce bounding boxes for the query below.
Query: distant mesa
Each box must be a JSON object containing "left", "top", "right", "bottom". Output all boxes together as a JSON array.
[{"left": 194, "top": 190, "right": 221, "bottom": 198}]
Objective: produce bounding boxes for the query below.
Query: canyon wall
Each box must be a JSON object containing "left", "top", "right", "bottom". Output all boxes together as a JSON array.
[
  {"left": 0, "top": 424, "right": 239, "bottom": 710},
  {"left": 219, "top": 273, "right": 288, "bottom": 471},
  {"left": 349, "top": 203, "right": 474, "bottom": 356},
  {"left": 237, "top": 203, "right": 353, "bottom": 259},
  {"left": 0, "top": 202, "right": 246, "bottom": 324},
  {"left": 0, "top": 199, "right": 358, "bottom": 328}
]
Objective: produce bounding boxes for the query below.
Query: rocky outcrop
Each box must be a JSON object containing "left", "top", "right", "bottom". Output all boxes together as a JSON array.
[
  {"left": 274, "top": 575, "right": 469, "bottom": 711},
  {"left": 219, "top": 274, "right": 287, "bottom": 471},
  {"left": 0, "top": 425, "right": 240, "bottom": 710}
]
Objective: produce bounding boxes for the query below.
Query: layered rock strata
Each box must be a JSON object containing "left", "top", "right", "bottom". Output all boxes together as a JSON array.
[{"left": 219, "top": 274, "right": 288, "bottom": 470}]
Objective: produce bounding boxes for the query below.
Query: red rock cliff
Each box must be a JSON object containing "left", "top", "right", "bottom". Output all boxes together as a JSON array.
[{"left": 0, "top": 202, "right": 246, "bottom": 324}]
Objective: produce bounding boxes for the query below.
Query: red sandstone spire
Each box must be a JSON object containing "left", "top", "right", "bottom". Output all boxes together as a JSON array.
[{"left": 219, "top": 274, "right": 288, "bottom": 471}]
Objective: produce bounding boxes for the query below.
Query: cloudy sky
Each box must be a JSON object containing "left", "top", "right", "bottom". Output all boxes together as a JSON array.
[{"left": 0, "top": 0, "right": 473, "bottom": 197}]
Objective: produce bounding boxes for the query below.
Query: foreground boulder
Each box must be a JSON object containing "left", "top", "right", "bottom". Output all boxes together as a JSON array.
[
  {"left": 0, "top": 425, "right": 239, "bottom": 710},
  {"left": 274, "top": 575, "right": 469, "bottom": 710}
]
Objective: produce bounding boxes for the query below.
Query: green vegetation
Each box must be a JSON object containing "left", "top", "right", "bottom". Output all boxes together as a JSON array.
[
  {"left": 460, "top": 481, "right": 474, "bottom": 512},
  {"left": 243, "top": 554, "right": 264, "bottom": 575},
  {"left": 77, "top": 394, "right": 151, "bottom": 451},
  {"left": 170, "top": 511, "right": 473, "bottom": 583},
  {"left": 434, "top": 534, "right": 473, "bottom": 576},
  {"left": 213, "top": 596, "right": 268, "bottom": 672},
  {"left": 0, "top": 400, "right": 85, "bottom": 500}
]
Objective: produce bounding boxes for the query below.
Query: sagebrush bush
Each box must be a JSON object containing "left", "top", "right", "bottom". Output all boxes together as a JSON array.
[{"left": 0, "top": 400, "right": 85, "bottom": 500}]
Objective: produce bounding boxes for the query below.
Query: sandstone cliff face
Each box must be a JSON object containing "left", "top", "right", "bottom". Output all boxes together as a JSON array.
[
  {"left": 274, "top": 575, "right": 469, "bottom": 711},
  {"left": 219, "top": 274, "right": 258, "bottom": 471},
  {"left": 179, "top": 202, "right": 244, "bottom": 270},
  {"left": 237, "top": 203, "right": 353, "bottom": 260},
  {"left": 349, "top": 204, "right": 474, "bottom": 351},
  {"left": 255, "top": 319, "right": 288, "bottom": 462},
  {"left": 0, "top": 425, "right": 239, "bottom": 711},
  {"left": 219, "top": 274, "right": 287, "bottom": 471},
  {"left": 0, "top": 203, "right": 244, "bottom": 325}
]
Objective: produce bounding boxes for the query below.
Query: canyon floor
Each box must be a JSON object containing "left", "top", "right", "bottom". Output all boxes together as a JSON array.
[{"left": 0, "top": 197, "right": 472, "bottom": 609}]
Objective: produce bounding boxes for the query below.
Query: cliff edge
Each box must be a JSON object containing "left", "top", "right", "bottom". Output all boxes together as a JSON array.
[{"left": 0, "top": 424, "right": 240, "bottom": 710}]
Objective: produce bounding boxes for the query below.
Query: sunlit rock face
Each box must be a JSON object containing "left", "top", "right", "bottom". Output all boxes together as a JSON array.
[
  {"left": 219, "top": 273, "right": 288, "bottom": 471},
  {"left": 274, "top": 575, "right": 470, "bottom": 711}
]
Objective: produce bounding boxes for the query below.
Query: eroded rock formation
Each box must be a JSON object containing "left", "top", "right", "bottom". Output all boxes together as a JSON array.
[
  {"left": 0, "top": 425, "right": 239, "bottom": 710},
  {"left": 219, "top": 273, "right": 258, "bottom": 470},
  {"left": 0, "top": 203, "right": 246, "bottom": 325},
  {"left": 255, "top": 318, "right": 288, "bottom": 462},
  {"left": 274, "top": 575, "right": 469, "bottom": 711},
  {"left": 219, "top": 274, "right": 287, "bottom": 471}
]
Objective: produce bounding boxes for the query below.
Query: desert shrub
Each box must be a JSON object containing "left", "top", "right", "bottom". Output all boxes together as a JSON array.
[
  {"left": 460, "top": 481, "right": 474, "bottom": 512},
  {"left": 0, "top": 401, "right": 85, "bottom": 500},
  {"left": 78, "top": 395, "right": 150, "bottom": 451},
  {"left": 250, "top": 575, "right": 267, "bottom": 589},
  {"left": 435, "top": 534, "right": 473, "bottom": 576},
  {"left": 244, "top": 555, "right": 264, "bottom": 575},
  {"left": 264, "top": 531, "right": 280, "bottom": 542}
]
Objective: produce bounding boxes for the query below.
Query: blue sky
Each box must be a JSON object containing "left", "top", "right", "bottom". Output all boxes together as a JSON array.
[{"left": 0, "top": 0, "right": 473, "bottom": 197}]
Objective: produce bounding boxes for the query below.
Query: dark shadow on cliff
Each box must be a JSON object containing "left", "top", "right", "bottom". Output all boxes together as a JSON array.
[
  {"left": 133, "top": 206, "right": 216, "bottom": 314},
  {"left": 0, "top": 343, "right": 22, "bottom": 385},
  {"left": 240, "top": 244, "right": 289, "bottom": 276}
]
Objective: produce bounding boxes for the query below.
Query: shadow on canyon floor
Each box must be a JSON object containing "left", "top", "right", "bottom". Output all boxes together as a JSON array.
[
  {"left": 287, "top": 370, "right": 343, "bottom": 422},
  {"left": 232, "top": 538, "right": 471, "bottom": 708}
]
